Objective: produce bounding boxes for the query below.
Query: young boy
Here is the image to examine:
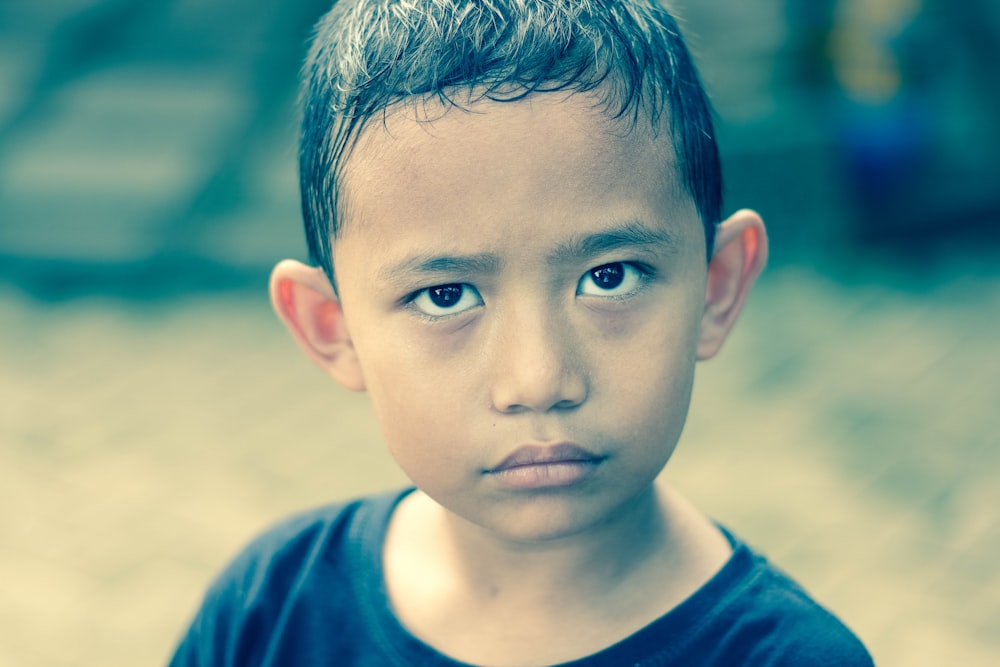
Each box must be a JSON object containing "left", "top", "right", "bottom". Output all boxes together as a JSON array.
[{"left": 170, "top": 1, "right": 874, "bottom": 665}]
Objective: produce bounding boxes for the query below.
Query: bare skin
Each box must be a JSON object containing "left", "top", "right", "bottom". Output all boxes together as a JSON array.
[
  {"left": 270, "top": 92, "right": 767, "bottom": 666},
  {"left": 384, "top": 483, "right": 732, "bottom": 666}
]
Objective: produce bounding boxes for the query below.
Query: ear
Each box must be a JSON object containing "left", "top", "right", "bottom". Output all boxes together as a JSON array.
[
  {"left": 697, "top": 209, "right": 768, "bottom": 360},
  {"left": 269, "top": 259, "right": 366, "bottom": 392}
]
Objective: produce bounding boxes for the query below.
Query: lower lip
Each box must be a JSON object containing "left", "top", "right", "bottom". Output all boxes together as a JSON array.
[{"left": 487, "top": 460, "right": 603, "bottom": 490}]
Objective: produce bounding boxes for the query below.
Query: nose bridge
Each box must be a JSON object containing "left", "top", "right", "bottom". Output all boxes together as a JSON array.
[{"left": 489, "top": 296, "right": 588, "bottom": 414}]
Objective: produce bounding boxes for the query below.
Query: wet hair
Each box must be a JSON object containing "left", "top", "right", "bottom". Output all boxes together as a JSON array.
[{"left": 300, "top": 0, "right": 722, "bottom": 284}]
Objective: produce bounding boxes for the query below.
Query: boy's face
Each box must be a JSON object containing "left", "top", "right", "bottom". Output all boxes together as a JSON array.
[{"left": 296, "top": 93, "right": 757, "bottom": 543}]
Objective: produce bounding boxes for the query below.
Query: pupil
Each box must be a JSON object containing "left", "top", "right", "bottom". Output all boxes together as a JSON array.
[
  {"left": 429, "top": 284, "right": 463, "bottom": 307},
  {"left": 592, "top": 263, "right": 624, "bottom": 289}
]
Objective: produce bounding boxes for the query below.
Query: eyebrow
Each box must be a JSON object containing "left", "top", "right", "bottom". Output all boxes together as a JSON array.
[
  {"left": 377, "top": 220, "right": 677, "bottom": 284},
  {"left": 548, "top": 221, "right": 679, "bottom": 264},
  {"left": 378, "top": 252, "right": 502, "bottom": 284}
]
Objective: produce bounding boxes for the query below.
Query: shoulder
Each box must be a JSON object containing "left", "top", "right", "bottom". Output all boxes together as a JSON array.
[
  {"left": 203, "top": 498, "right": 365, "bottom": 601},
  {"left": 168, "top": 489, "right": 408, "bottom": 667},
  {"left": 710, "top": 534, "right": 875, "bottom": 667}
]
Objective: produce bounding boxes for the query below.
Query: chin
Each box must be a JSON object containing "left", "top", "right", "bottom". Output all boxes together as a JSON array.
[{"left": 468, "top": 493, "right": 631, "bottom": 545}]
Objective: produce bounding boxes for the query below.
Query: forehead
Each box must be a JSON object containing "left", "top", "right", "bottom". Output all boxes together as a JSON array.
[
  {"left": 336, "top": 92, "right": 697, "bottom": 255},
  {"left": 351, "top": 92, "right": 682, "bottom": 193},
  {"left": 355, "top": 91, "right": 670, "bottom": 159}
]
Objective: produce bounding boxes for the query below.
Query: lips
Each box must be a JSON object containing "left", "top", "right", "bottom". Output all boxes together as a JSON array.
[
  {"left": 488, "top": 443, "right": 604, "bottom": 472},
  {"left": 485, "top": 443, "right": 606, "bottom": 489}
]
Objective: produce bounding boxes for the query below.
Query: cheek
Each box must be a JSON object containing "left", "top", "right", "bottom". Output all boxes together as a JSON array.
[
  {"left": 357, "top": 340, "right": 474, "bottom": 469},
  {"left": 355, "top": 316, "right": 485, "bottom": 417},
  {"left": 601, "top": 304, "right": 700, "bottom": 435},
  {"left": 366, "top": 383, "right": 450, "bottom": 485},
  {"left": 621, "top": 352, "right": 696, "bottom": 434}
]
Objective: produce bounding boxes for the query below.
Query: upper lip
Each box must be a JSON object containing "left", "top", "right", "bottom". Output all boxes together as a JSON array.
[{"left": 486, "top": 443, "right": 605, "bottom": 473}]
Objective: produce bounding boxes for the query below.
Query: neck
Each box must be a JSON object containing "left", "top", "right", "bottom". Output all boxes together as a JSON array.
[
  {"left": 383, "top": 482, "right": 732, "bottom": 666},
  {"left": 388, "top": 481, "right": 719, "bottom": 621},
  {"left": 445, "top": 486, "right": 669, "bottom": 605}
]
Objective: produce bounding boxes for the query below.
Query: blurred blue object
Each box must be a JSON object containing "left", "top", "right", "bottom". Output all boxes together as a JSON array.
[
  {"left": 0, "top": 0, "right": 330, "bottom": 298},
  {"left": 835, "top": 94, "right": 928, "bottom": 214},
  {"left": 1, "top": 0, "right": 998, "bottom": 298}
]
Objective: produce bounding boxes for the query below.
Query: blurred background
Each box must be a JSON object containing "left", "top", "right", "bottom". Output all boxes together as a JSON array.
[{"left": 1, "top": 0, "right": 998, "bottom": 665}]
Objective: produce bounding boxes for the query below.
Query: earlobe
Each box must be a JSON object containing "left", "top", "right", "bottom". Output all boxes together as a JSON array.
[
  {"left": 269, "top": 259, "right": 366, "bottom": 392},
  {"left": 697, "top": 209, "right": 768, "bottom": 360}
]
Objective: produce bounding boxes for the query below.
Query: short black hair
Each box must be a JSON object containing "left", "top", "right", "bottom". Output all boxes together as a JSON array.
[{"left": 300, "top": 0, "right": 722, "bottom": 284}]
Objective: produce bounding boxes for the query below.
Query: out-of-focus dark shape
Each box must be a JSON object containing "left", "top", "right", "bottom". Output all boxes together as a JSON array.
[
  {"left": 786, "top": 0, "right": 1000, "bottom": 248},
  {"left": 674, "top": 0, "right": 999, "bottom": 265},
  {"left": 1, "top": 0, "right": 997, "bottom": 298},
  {"left": 0, "top": 0, "right": 331, "bottom": 299},
  {"left": 829, "top": 0, "right": 928, "bottom": 236}
]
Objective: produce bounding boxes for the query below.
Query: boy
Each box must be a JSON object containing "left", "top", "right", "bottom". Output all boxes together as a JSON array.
[{"left": 170, "top": 1, "right": 874, "bottom": 665}]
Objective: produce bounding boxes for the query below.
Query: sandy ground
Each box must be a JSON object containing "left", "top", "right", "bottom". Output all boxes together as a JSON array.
[{"left": 2, "top": 262, "right": 998, "bottom": 666}]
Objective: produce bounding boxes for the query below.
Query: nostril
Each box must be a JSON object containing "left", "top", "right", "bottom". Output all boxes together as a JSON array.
[{"left": 552, "top": 397, "right": 583, "bottom": 412}]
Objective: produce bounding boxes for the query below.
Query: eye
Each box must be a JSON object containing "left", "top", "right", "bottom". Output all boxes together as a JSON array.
[
  {"left": 410, "top": 283, "right": 483, "bottom": 317},
  {"left": 577, "top": 262, "right": 645, "bottom": 297}
]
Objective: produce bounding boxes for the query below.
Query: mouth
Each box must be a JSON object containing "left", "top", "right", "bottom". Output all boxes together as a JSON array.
[{"left": 485, "top": 443, "right": 606, "bottom": 489}]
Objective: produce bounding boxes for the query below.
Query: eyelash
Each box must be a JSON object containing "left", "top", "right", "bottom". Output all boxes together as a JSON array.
[
  {"left": 404, "top": 261, "right": 656, "bottom": 319},
  {"left": 404, "top": 283, "right": 483, "bottom": 319},
  {"left": 577, "top": 261, "right": 654, "bottom": 299}
]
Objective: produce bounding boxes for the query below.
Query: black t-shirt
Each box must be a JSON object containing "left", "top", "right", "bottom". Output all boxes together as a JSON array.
[{"left": 169, "top": 488, "right": 875, "bottom": 666}]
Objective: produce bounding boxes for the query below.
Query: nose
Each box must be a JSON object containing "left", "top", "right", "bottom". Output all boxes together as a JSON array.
[{"left": 488, "top": 303, "right": 588, "bottom": 414}]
